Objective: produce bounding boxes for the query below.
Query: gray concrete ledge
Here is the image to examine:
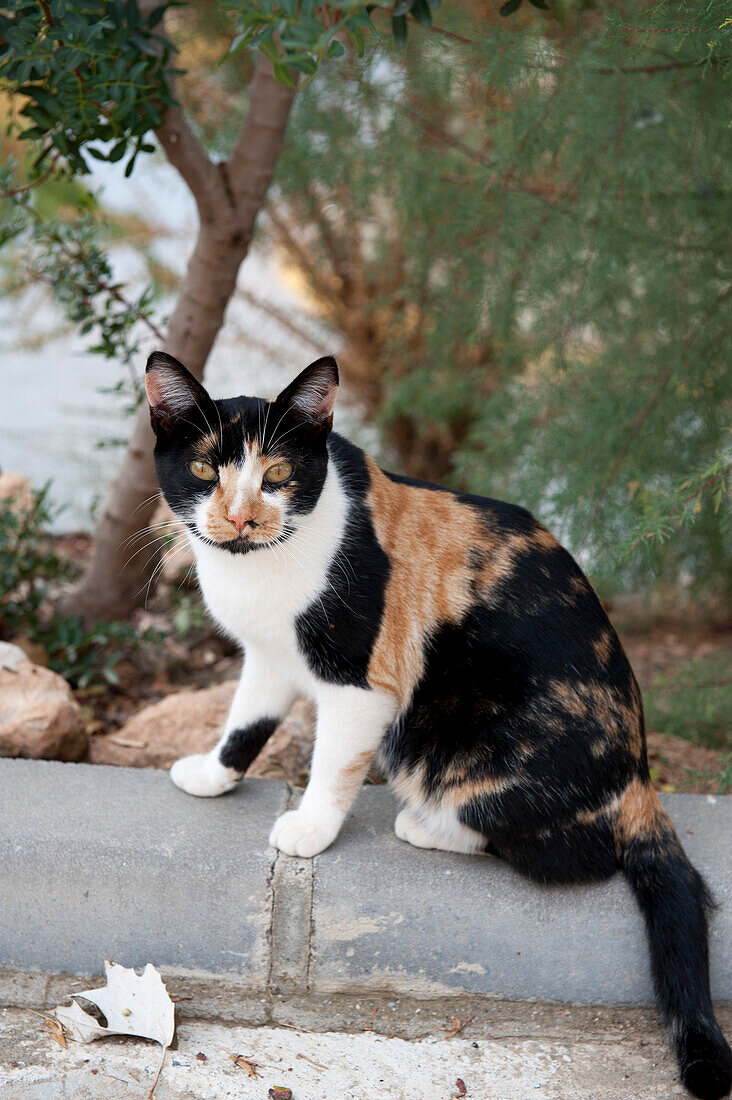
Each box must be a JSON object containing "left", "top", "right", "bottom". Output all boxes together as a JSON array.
[{"left": 0, "top": 759, "right": 730, "bottom": 1006}]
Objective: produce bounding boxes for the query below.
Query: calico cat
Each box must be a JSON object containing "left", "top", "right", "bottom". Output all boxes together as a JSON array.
[{"left": 145, "top": 350, "right": 731, "bottom": 1100}]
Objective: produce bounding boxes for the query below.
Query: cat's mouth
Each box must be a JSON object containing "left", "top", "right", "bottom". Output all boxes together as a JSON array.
[{"left": 191, "top": 523, "right": 295, "bottom": 554}]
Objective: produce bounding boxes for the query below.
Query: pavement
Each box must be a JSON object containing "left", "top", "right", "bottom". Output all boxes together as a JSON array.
[
  {"left": 0, "top": 999, "right": 718, "bottom": 1100},
  {"left": 0, "top": 758, "right": 730, "bottom": 1098}
]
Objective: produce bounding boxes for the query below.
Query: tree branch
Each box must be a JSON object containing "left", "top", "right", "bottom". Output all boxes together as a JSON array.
[
  {"left": 225, "top": 57, "right": 297, "bottom": 218},
  {"left": 623, "top": 466, "right": 732, "bottom": 556},
  {"left": 155, "top": 105, "right": 219, "bottom": 216}
]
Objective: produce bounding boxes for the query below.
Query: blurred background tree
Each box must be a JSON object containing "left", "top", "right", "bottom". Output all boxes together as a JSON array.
[{"left": 270, "top": 0, "right": 731, "bottom": 602}]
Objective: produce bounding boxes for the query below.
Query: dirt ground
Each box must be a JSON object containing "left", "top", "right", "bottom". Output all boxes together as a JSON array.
[{"left": 4, "top": 992, "right": 729, "bottom": 1100}]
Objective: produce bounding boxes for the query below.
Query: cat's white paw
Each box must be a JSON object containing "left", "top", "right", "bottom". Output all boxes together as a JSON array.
[
  {"left": 394, "top": 807, "right": 435, "bottom": 849},
  {"left": 170, "top": 753, "right": 240, "bottom": 798},
  {"left": 269, "top": 809, "right": 338, "bottom": 858},
  {"left": 394, "top": 806, "right": 486, "bottom": 854}
]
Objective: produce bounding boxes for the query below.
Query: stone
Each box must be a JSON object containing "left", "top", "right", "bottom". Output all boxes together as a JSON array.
[
  {"left": 0, "top": 642, "right": 27, "bottom": 672},
  {"left": 88, "top": 684, "right": 314, "bottom": 779},
  {"left": 0, "top": 471, "right": 34, "bottom": 515},
  {"left": 0, "top": 654, "right": 87, "bottom": 761}
]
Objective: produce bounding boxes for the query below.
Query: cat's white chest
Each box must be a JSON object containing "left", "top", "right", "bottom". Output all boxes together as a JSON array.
[
  {"left": 194, "top": 547, "right": 304, "bottom": 646},
  {"left": 190, "top": 467, "right": 348, "bottom": 658}
]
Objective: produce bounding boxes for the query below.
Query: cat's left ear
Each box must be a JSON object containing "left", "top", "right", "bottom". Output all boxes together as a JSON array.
[
  {"left": 276, "top": 356, "right": 339, "bottom": 429},
  {"left": 145, "top": 351, "right": 213, "bottom": 434}
]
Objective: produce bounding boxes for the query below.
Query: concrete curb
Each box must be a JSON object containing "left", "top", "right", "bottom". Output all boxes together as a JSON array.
[{"left": 0, "top": 759, "right": 729, "bottom": 1005}]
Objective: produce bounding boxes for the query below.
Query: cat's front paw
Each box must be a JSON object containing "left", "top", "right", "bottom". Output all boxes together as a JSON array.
[
  {"left": 269, "top": 809, "right": 339, "bottom": 858},
  {"left": 170, "top": 752, "right": 240, "bottom": 798}
]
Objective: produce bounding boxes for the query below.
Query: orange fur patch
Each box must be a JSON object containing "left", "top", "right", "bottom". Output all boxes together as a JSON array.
[
  {"left": 614, "top": 777, "right": 671, "bottom": 844},
  {"left": 592, "top": 628, "right": 614, "bottom": 665},
  {"left": 365, "top": 459, "right": 479, "bottom": 704},
  {"left": 441, "top": 771, "right": 520, "bottom": 810},
  {"left": 365, "top": 460, "right": 569, "bottom": 707},
  {"left": 202, "top": 449, "right": 291, "bottom": 546},
  {"left": 548, "top": 677, "right": 643, "bottom": 758},
  {"left": 335, "top": 749, "right": 375, "bottom": 811},
  {"left": 548, "top": 679, "right": 589, "bottom": 719}
]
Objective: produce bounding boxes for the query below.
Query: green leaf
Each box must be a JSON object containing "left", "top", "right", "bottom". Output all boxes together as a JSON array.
[
  {"left": 410, "top": 0, "right": 432, "bottom": 28},
  {"left": 272, "top": 61, "right": 297, "bottom": 88},
  {"left": 393, "top": 0, "right": 413, "bottom": 15},
  {"left": 326, "top": 39, "right": 346, "bottom": 58},
  {"left": 500, "top": 0, "right": 522, "bottom": 14},
  {"left": 347, "top": 24, "right": 366, "bottom": 56},
  {"left": 391, "top": 13, "right": 408, "bottom": 46}
]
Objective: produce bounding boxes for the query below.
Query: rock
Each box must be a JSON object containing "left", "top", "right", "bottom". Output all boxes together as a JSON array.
[
  {"left": 89, "top": 683, "right": 314, "bottom": 779},
  {"left": 0, "top": 471, "right": 34, "bottom": 515},
  {"left": 0, "top": 652, "right": 87, "bottom": 761},
  {"left": 0, "top": 642, "right": 27, "bottom": 672}
]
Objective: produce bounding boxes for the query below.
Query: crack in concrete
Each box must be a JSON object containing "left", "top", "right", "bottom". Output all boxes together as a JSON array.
[
  {"left": 264, "top": 785, "right": 292, "bottom": 993},
  {"left": 267, "top": 786, "right": 315, "bottom": 994}
]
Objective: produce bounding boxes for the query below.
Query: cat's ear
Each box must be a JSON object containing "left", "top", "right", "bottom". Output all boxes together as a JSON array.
[
  {"left": 276, "top": 356, "right": 339, "bottom": 428},
  {"left": 145, "top": 351, "right": 212, "bottom": 433}
]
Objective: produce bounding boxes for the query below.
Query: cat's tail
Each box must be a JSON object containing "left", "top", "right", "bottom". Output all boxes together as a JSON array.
[{"left": 616, "top": 779, "right": 731, "bottom": 1100}]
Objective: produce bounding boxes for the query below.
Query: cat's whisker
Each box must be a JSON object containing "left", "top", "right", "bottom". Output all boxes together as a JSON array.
[
  {"left": 132, "top": 491, "right": 163, "bottom": 517},
  {"left": 121, "top": 530, "right": 184, "bottom": 572},
  {"left": 140, "top": 538, "right": 188, "bottom": 608},
  {"left": 121, "top": 520, "right": 181, "bottom": 551}
]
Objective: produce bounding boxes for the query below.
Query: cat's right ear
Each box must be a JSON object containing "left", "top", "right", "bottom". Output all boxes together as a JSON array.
[{"left": 145, "top": 351, "right": 212, "bottom": 434}]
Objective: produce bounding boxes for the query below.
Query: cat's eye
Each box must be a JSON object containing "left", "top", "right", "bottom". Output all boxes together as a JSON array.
[
  {"left": 189, "top": 460, "right": 217, "bottom": 482},
  {"left": 264, "top": 461, "right": 294, "bottom": 485}
]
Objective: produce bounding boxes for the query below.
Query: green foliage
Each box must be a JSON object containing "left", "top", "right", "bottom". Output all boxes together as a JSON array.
[
  {"left": 644, "top": 651, "right": 731, "bottom": 756},
  {"left": 0, "top": 1, "right": 175, "bottom": 175},
  {"left": 228, "top": 0, "right": 442, "bottom": 83},
  {"left": 41, "top": 614, "right": 151, "bottom": 689},
  {"left": 0, "top": 486, "right": 70, "bottom": 638},
  {"left": 274, "top": 0, "right": 732, "bottom": 598},
  {"left": 0, "top": 489, "right": 158, "bottom": 688},
  {"left": 0, "top": 162, "right": 158, "bottom": 400},
  {"left": 622, "top": 454, "right": 732, "bottom": 563},
  {"left": 172, "top": 593, "right": 207, "bottom": 637}
]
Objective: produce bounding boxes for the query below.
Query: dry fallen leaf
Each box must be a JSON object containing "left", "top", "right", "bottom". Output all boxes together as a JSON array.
[
  {"left": 439, "top": 1016, "right": 473, "bottom": 1038},
  {"left": 228, "top": 1053, "right": 262, "bottom": 1077},
  {"left": 268, "top": 1088, "right": 293, "bottom": 1100},
  {"left": 453, "top": 1078, "right": 468, "bottom": 1097},
  {"left": 54, "top": 960, "right": 175, "bottom": 1099},
  {"left": 45, "top": 1017, "right": 67, "bottom": 1048}
]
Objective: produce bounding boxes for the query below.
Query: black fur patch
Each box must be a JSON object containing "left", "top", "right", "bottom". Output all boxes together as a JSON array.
[
  {"left": 218, "top": 717, "right": 278, "bottom": 772},
  {"left": 295, "top": 437, "right": 390, "bottom": 687}
]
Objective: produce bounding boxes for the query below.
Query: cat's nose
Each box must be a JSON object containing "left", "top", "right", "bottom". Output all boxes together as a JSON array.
[{"left": 226, "top": 511, "right": 255, "bottom": 534}]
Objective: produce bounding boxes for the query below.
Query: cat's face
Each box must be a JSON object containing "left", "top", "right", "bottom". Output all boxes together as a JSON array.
[{"left": 145, "top": 352, "right": 339, "bottom": 554}]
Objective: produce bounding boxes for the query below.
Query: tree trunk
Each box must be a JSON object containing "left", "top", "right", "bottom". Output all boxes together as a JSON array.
[{"left": 65, "top": 59, "right": 296, "bottom": 621}]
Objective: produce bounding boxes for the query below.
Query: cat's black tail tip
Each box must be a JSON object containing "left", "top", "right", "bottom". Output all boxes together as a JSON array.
[{"left": 678, "top": 1025, "right": 732, "bottom": 1099}]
